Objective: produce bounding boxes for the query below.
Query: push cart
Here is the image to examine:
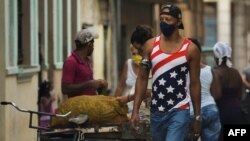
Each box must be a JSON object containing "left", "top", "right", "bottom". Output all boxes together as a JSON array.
[{"left": 0, "top": 101, "right": 152, "bottom": 141}]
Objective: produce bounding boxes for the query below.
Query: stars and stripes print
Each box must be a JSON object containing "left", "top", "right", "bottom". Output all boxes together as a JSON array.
[{"left": 150, "top": 36, "right": 191, "bottom": 113}]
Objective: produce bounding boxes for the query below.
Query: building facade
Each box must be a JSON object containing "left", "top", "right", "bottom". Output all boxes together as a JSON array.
[{"left": 203, "top": 0, "right": 250, "bottom": 69}]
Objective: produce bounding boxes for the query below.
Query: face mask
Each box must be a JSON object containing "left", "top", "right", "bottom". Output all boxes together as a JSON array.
[
  {"left": 132, "top": 54, "right": 142, "bottom": 65},
  {"left": 160, "top": 22, "right": 176, "bottom": 37}
]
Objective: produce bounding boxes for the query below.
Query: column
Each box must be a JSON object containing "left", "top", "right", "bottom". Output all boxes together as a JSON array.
[{"left": 217, "top": 0, "right": 231, "bottom": 43}]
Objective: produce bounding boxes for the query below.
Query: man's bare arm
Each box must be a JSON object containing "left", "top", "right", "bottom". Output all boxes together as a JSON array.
[
  {"left": 132, "top": 39, "right": 153, "bottom": 115},
  {"left": 188, "top": 42, "right": 201, "bottom": 117},
  {"left": 114, "top": 61, "right": 129, "bottom": 96}
]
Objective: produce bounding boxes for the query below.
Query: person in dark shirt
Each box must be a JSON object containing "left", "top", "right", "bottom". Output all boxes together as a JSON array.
[{"left": 212, "top": 41, "right": 245, "bottom": 141}]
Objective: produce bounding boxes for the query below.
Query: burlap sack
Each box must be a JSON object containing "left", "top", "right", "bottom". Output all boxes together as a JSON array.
[{"left": 50, "top": 95, "right": 128, "bottom": 128}]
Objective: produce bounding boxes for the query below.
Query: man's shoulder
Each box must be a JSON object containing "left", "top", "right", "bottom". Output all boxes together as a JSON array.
[
  {"left": 144, "top": 37, "right": 156, "bottom": 51},
  {"left": 183, "top": 40, "right": 200, "bottom": 65},
  {"left": 145, "top": 37, "right": 156, "bottom": 45},
  {"left": 63, "top": 55, "right": 78, "bottom": 67},
  {"left": 65, "top": 54, "right": 77, "bottom": 62}
]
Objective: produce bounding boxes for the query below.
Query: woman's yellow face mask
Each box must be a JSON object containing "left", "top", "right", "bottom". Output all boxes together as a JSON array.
[{"left": 132, "top": 54, "right": 142, "bottom": 65}]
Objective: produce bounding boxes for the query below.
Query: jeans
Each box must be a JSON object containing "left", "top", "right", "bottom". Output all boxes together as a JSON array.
[
  {"left": 150, "top": 109, "right": 190, "bottom": 141},
  {"left": 187, "top": 104, "right": 221, "bottom": 141}
]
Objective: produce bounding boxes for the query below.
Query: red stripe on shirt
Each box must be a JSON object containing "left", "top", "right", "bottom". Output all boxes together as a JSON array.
[
  {"left": 152, "top": 50, "right": 187, "bottom": 75},
  {"left": 151, "top": 49, "right": 162, "bottom": 60},
  {"left": 153, "top": 37, "right": 160, "bottom": 47},
  {"left": 178, "top": 103, "right": 189, "bottom": 109}
]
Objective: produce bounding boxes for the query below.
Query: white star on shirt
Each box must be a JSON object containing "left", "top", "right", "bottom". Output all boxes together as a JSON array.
[
  {"left": 158, "top": 105, "right": 165, "bottom": 111},
  {"left": 166, "top": 85, "right": 174, "bottom": 93},
  {"left": 154, "top": 85, "right": 158, "bottom": 92},
  {"left": 158, "top": 92, "right": 165, "bottom": 99},
  {"left": 159, "top": 78, "right": 166, "bottom": 86},
  {"left": 177, "top": 79, "right": 183, "bottom": 85},
  {"left": 167, "top": 99, "right": 174, "bottom": 105},
  {"left": 170, "top": 71, "right": 177, "bottom": 78},
  {"left": 177, "top": 92, "right": 183, "bottom": 99},
  {"left": 181, "top": 66, "right": 187, "bottom": 72},
  {"left": 152, "top": 99, "right": 157, "bottom": 105}
]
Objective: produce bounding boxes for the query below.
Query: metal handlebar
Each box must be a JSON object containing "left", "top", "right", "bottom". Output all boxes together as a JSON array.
[
  {"left": 0, "top": 101, "right": 71, "bottom": 130},
  {"left": 1, "top": 101, "right": 71, "bottom": 117}
]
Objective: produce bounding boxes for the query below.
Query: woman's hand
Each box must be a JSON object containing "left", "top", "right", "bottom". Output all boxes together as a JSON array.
[{"left": 116, "top": 95, "right": 129, "bottom": 105}]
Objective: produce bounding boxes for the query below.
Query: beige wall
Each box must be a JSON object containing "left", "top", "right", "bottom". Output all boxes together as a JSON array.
[
  {"left": 52, "top": 70, "right": 64, "bottom": 104},
  {"left": 93, "top": 25, "right": 105, "bottom": 80},
  {"left": 80, "top": 0, "right": 100, "bottom": 25},
  {"left": 232, "top": 1, "right": 247, "bottom": 70},
  {"left": 1, "top": 0, "right": 89, "bottom": 140},
  {"left": 0, "top": 1, "right": 6, "bottom": 139},
  {"left": 232, "top": 1, "right": 250, "bottom": 70},
  {"left": 178, "top": 3, "right": 192, "bottom": 37},
  {"left": 2, "top": 76, "right": 38, "bottom": 141},
  {"left": 0, "top": 1, "right": 7, "bottom": 140},
  {"left": 0, "top": 0, "right": 39, "bottom": 138},
  {"left": 217, "top": 0, "right": 231, "bottom": 43}
]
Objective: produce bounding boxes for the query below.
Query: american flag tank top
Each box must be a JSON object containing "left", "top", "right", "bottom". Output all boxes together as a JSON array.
[{"left": 150, "top": 36, "right": 191, "bottom": 113}]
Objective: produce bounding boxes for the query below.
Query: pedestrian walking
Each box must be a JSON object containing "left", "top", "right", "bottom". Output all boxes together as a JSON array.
[
  {"left": 130, "top": 3, "right": 201, "bottom": 141},
  {"left": 212, "top": 41, "right": 245, "bottom": 141}
]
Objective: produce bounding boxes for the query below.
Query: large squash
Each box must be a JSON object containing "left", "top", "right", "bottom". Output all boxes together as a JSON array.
[{"left": 50, "top": 95, "right": 128, "bottom": 128}]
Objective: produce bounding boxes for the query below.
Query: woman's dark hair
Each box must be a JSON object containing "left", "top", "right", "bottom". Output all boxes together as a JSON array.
[{"left": 130, "top": 25, "right": 153, "bottom": 45}]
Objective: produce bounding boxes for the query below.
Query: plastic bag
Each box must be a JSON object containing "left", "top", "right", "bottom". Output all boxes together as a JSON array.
[{"left": 50, "top": 95, "right": 128, "bottom": 127}]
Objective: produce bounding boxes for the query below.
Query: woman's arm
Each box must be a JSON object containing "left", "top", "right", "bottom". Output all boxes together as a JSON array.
[
  {"left": 114, "top": 60, "right": 129, "bottom": 97},
  {"left": 211, "top": 69, "right": 222, "bottom": 100}
]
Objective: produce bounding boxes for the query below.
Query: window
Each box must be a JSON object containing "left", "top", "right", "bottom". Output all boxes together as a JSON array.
[
  {"left": 5, "top": 0, "right": 39, "bottom": 81},
  {"left": 17, "top": 0, "right": 39, "bottom": 67}
]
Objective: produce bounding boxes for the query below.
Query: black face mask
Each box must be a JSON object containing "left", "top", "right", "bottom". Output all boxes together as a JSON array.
[{"left": 160, "top": 22, "right": 176, "bottom": 37}]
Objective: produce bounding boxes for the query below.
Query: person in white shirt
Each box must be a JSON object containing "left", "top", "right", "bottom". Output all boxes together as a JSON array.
[{"left": 115, "top": 25, "right": 153, "bottom": 113}]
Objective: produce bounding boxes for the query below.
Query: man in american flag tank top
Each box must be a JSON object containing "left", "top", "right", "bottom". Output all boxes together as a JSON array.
[{"left": 130, "top": 3, "right": 201, "bottom": 141}]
